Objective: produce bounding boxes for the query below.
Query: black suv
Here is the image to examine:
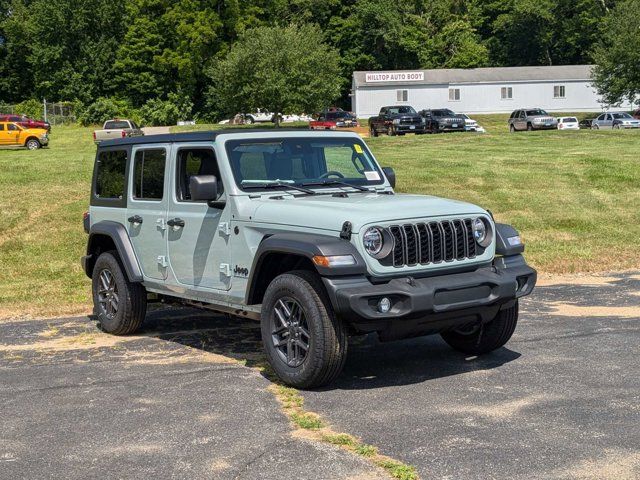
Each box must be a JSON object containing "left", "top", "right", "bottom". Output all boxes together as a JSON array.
[{"left": 420, "top": 109, "right": 466, "bottom": 133}]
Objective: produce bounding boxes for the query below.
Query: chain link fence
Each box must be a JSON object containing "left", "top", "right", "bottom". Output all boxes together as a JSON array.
[{"left": 0, "top": 100, "right": 76, "bottom": 125}]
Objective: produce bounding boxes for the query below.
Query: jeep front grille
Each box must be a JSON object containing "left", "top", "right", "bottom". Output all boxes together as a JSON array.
[{"left": 387, "top": 219, "right": 477, "bottom": 267}]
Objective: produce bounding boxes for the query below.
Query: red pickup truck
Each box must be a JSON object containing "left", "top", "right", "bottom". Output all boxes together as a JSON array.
[
  {"left": 309, "top": 111, "right": 359, "bottom": 130},
  {"left": 0, "top": 114, "right": 51, "bottom": 132}
]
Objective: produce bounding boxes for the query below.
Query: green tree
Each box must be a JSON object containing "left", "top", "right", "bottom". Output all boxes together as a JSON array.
[
  {"left": 1, "top": 0, "right": 126, "bottom": 102},
  {"left": 206, "top": 24, "right": 342, "bottom": 125},
  {"left": 113, "top": 0, "right": 223, "bottom": 108},
  {"left": 592, "top": 0, "right": 640, "bottom": 107}
]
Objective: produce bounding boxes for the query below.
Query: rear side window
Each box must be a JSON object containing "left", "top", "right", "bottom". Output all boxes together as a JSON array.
[
  {"left": 0, "top": 124, "right": 4, "bottom": 131},
  {"left": 95, "top": 150, "right": 127, "bottom": 199},
  {"left": 133, "top": 149, "right": 166, "bottom": 200}
]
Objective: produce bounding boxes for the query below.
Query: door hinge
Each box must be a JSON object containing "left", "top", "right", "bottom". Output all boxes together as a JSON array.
[
  {"left": 156, "top": 218, "right": 166, "bottom": 231},
  {"left": 157, "top": 255, "right": 168, "bottom": 268},
  {"left": 218, "top": 222, "right": 231, "bottom": 236},
  {"left": 219, "top": 263, "right": 231, "bottom": 277}
]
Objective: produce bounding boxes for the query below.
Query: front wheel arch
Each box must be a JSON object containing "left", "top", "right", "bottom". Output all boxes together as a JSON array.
[{"left": 25, "top": 137, "right": 41, "bottom": 149}]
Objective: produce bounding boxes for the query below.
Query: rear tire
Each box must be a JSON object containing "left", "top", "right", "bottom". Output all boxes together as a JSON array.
[
  {"left": 26, "top": 138, "right": 41, "bottom": 150},
  {"left": 441, "top": 302, "right": 519, "bottom": 355},
  {"left": 92, "top": 251, "right": 146, "bottom": 335},
  {"left": 261, "top": 270, "right": 347, "bottom": 389}
]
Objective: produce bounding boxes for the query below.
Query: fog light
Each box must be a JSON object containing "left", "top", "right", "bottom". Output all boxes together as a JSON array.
[{"left": 378, "top": 297, "right": 391, "bottom": 313}]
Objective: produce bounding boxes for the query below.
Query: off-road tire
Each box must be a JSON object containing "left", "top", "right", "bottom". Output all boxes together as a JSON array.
[
  {"left": 92, "top": 251, "right": 146, "bottom": 335},
  {"left": 440, "top": 301, "right": 519, "bottom": 355},
  {"left": 261, "top": 270, "right": 347, "bottom": 389},
  {"left": 26, "top": 138, "right": 41, "bottom": 150}
]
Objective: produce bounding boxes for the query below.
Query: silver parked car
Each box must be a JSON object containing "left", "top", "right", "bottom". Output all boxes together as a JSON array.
[
  {"left": 591, "top": 112, "right": 640, "bottom": 130},
  {"left": 508, "top": 109, "right": 558, "bottom": 132}
]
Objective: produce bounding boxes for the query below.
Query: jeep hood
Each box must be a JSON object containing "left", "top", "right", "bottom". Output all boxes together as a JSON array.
[{"left": 250, "top": 193, "right": 487, "bottom": 233}]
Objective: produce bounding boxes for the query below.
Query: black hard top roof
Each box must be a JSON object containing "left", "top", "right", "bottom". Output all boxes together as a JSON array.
[{"left": 98, "top": 127, "right": 345, "bottom": 147}]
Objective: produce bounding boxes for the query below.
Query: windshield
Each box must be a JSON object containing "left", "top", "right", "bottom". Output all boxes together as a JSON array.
[
  {"left": 612, "top": 113, "right": 632, "bottom": 119},
  {"left": 225, "top": 137, "right": 384, "bottom": 191},
  {"left": 433, "top": 109, "right": 456, "bottom": 116},
  {"left": 526, "top": 109, "right": 548, "bottom": 116},
  {"left": 387, "top": 106, "right": 416, "bottom": 115},
  {"left": 326, "top": 112, "right": 354, "bottom": 120}
]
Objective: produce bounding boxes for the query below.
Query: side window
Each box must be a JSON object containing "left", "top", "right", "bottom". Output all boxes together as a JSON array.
[
  {"left": 0, "top": 124, "right": 4, "bottom": 131},
  {"left": 133, "top": 149, "right": 166, "bottom": 201},
  {"left": 8, "top": 124, "right": 18, "bottom": 131},
  {"left": 597, "top": 114, "right": 605, "bottom": 121},
  {"left": 95, "top": 150, "right": 127, "bottom": 199},
  {"left": 605, "top": 114, "right": 612, "bottom": 121},
  {"left": 176, "top": 148, "right": 222, "bottom": 201}
]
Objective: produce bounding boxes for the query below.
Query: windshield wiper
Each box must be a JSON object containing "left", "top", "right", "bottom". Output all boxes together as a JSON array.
[
  {"left": 241, "top": 181, "right": 315, "bottom": 195},
  {"left": 302, "top": 180, "right": 371, "bottom": 192}
]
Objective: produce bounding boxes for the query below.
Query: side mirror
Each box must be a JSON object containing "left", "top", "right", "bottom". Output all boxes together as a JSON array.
[
  {"left": 189, "top": 175, "right": 218, "bottom": 201},
  {"left": 382, "top": 167, "right": 396, "bottom": 189}
]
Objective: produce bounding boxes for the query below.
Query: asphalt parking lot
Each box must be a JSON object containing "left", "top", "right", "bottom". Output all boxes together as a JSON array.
[{"left": 1, "top": 273, "right": 639, "bottom": 479}]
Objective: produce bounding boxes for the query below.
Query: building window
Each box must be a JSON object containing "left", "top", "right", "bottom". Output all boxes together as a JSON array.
[
  {"left": 396, "top": 90, "right": 408, "bottom": 102},
  {"left": 554, "top": 85, "right": 565, "bottom": 98},
  {"left": 448, "top": 88, "right": 460, "bottom": 101},
  {"left": 501, "top": 87, "right": 513, "bottom": 100}
]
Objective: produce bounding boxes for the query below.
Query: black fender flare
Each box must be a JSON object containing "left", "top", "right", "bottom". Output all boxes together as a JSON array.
[
  {"left": 84, "top": 221, "right": 143, "bottom": 282},
  {"left": 495, "top": 223, "right": 525, "bottom": 256},
  {"left": 246, "top": 232, "right": 367, "bottom": 303}
]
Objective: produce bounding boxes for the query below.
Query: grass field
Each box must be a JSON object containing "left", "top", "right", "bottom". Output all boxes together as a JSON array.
[{"left": 0, "top": 116, "right": 638, "bottom": 317}]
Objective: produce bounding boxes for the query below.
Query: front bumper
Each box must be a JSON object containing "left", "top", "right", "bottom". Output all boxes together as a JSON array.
[
  {"left": 323, "top": 255, "right": 536, "bottom": 338},
  {"left": 532, "top": 123, "right": 557, "bottom": 130},
  {"left": 395, "top": 124, "right": 426, "bottom": 133}
]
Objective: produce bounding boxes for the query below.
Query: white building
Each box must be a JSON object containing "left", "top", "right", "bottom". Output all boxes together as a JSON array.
[{"left": 351, "top": 65, "right": 630, "bottom": 118}]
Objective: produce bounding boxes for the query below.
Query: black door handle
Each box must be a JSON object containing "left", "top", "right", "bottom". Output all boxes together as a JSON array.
[
  {"left": 167, "top": 218, "right": 185, "bottom": 228},
  {"left": 128, "top": 215, "right": 143, "bottom": 224}
]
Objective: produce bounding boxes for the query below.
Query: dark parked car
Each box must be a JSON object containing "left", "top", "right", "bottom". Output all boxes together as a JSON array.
[
  {"left": 368, "top": 106, "right": 425, "bottom": 136},
  {"left": 0, "top": 114, "right": 51, "bottom": 132},
  {"left": 579, "top": 118, "right": 594, "bottom": 129},
  {"left": 419, "top": 109, "right": 466, "bottom": 133}
]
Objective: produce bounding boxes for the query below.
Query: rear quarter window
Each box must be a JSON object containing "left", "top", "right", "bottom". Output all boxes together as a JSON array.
[{"left": 95, "top": 150, "right": 128, "bottom": 200}]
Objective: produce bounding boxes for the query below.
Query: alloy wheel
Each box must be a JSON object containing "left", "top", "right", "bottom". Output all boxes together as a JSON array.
[
  {"left": 271, "top": 297, "right": 310, "bottom": 367},
  {"left": 97, "top": 269, "right": 119, "bottom": 319}
]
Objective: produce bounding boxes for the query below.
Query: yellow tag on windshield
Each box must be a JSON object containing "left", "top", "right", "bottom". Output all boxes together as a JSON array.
[{"left": 354, "top": 144, "right": 363, "bottom": 154}]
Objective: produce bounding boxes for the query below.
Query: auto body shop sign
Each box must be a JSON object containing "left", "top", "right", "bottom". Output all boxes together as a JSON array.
[{"left": 365, "top": 72, "right": 424, "bottom": 83}]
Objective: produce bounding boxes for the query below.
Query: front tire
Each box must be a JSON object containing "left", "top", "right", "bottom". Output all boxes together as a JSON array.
[
  {"left": 440, "top": 302, "right": 519, "bottom": 355},
  {"left": 509, "top": 124, "right": 515, "bottom": 133},
  {"left": 527, "top": 123, "right": 533, "bottom": 131},
  {"left": 369, "top": 125, "right": 378, "bottom": 137},
  {"left": 26, "top": 138, "right": 41, "bottom": 150},
  {"left": 92, "top": 251, "right": 146, "bottom": 335},
  {"left": 261, "top": 270, "right": 347, "bottom": 389}
]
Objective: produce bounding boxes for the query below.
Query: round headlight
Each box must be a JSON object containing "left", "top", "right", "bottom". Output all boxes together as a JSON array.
[
  {"left": 363, "top": 227, "right": 384, "bottom": 256},
  {"left": 472, "top": 218, "right": 487, "bottom": 245}
]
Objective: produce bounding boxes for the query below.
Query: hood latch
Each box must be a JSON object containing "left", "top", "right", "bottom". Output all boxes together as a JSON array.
[{"left": 340, "top": 221, "right": 352, "bottom": 240}]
